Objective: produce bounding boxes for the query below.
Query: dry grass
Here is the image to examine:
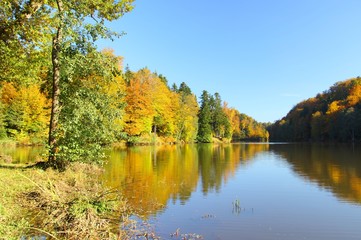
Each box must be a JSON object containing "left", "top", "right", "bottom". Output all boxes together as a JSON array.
[
  {"left": 0, "top": 167, "right": 33, "bottom": 240},
  {"left": 0, "top": 163, "right": 135, "bottom": 239}
]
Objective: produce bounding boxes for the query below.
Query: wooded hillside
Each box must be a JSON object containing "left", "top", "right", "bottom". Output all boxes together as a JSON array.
[{"left": 268, "top": 78, "right": 361, "bottom": 142}]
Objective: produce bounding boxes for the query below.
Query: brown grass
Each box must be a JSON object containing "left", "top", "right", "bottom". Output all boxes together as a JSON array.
[{"left": 0, "top": 163, "right": 135, "bottom": 239}]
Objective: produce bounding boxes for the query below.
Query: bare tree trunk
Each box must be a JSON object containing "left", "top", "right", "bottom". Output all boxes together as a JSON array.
[{"left": 48, "top": 0, "right": 63, "bottom": 168}]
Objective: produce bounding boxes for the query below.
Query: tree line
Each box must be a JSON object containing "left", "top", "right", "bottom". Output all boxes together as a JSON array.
[
  {"left": 268, "top": 77, "right": 361, "bottom": 142},
  {"left": 0, "top": 1, "right": 268, "bottom": 168},
  {"left": 0, "top": 62, "right": 268, "bottom": 145}
]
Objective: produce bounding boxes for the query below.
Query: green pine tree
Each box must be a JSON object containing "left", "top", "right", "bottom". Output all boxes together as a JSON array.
[{"left": 197, "top": 91, "right": 212, "bottom": 142}]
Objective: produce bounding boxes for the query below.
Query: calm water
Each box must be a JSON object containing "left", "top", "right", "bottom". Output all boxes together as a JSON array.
[
  {"left": 2, "top": 143, "right": 361, "bottom": 239},
  {"left": 0, "top": 145, "right": 45, "bottom": 164},
  {"left": 103, "top": 143, "right": 361, "bottom": 240}
]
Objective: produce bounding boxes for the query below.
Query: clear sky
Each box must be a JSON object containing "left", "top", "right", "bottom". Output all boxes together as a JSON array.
[{"left": 97, "top": 0, "right": 361, "bottom": 123}]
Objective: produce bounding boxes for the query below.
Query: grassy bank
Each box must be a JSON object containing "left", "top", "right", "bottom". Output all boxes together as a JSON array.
[{"left": 0, "top": 163, "right": 134, "bottom": 239}]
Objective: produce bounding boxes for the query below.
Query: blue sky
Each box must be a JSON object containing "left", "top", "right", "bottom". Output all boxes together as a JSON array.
[{"left": 98, "top": 0, "right": 361, "bottom": 123}]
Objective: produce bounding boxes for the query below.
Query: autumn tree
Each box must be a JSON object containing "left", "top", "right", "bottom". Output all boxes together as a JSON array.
[
  {"left": 223, "top": 102, "right": 241, "bottom": 139},
  {"left": 0, "top": 82, "right": 49, "bottom": 143},
  {"left": 124, "top": 68, "right": 182, "bottom": 143},
  {"left": 124, "top": 69, "right": 154, "bottom": 139},
  {"left": 347, "top": 84, "right": 361, "bottom": 106},
  {"left": 149, "top": 71, "right": 176, "bottom": 138},
  {"left": 239, "top": 114, "right": 269, "bottom": 141},
  {"left": 174, "top": 82, "right": 199, "bottom": 142}
]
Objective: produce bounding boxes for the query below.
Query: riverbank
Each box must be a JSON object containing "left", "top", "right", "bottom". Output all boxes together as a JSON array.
[{"left": 0, "top": 163, "right": 135, "bottom": 239}]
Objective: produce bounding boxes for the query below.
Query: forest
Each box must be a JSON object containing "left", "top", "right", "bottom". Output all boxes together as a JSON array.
[
  {"left": 0, "top": 60, "right": 268, "bottom": 147},
  {"left": 0, "top": 0, "right": 268, "bottom": 166},
  {"left": 268, "top": 77, "right": 361, "bottom": 142}
]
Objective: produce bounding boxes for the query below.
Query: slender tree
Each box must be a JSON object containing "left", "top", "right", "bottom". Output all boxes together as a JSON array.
[
  {"left": 174, "top": 82, "right": 199, "bottom": 142},
  {"left": 46, "top": 0, "right": 134, "bottom": 167},
  {"left": 210, "top": 92, "right": 228, "bottom": 137},
  {"left": 197, "top": 91, "right": 212, "bottom": 142}
]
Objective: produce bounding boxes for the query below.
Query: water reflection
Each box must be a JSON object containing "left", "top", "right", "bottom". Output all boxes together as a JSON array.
[
  {"left": 2, "top": 143, "right": 361, "bottom": 239},
  {"left": 197, "top": 143, "right": 269, "bottom": 194},
  {"left": 270, "top": 143, "right": 361, "bottom": 205},
  {"left": 103, "top": 143, "right": 269, "bottom": 216},
  {"left": 0, "top": 145, "right": 45, "bottom": 164},
  {"left": 102, "top": 143, "right": 361, "bottom": 239}
]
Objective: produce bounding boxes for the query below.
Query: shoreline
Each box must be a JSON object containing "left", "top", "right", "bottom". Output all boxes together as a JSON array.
[{"left": 0, "top": 163, "right": 136, "bottom": 239}]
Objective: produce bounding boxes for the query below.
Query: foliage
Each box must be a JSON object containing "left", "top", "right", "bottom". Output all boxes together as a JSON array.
[
  {"left": 209, "top": 92, "right": 230, "bottom": 139},
  {"left": 1, "top": 0, "right": 135, "bottom": 167},
  {"left": 148, "top": 69, "right": 176, "bottom": 136},
  {"left": 196, "top": 91, "right": 266, "bottom": 143},
  {"left": 223, "top": 102, "right": 241, "bottom": 139},
  {"left": 174, "top": 83, "right": 199, "bottom": 142},
  {"left": 0, "top": 82, "right": 49, "bottom": 144},
  {"left": 238, "top": 113, "right": 269, "bottom": 141},
  {"left": 197, "top": 91, "right": 213, "bottom": 142},
  {"left": 268, "top": 77, "right": 361, "bottom": 142},
  {"left": 124, "top": 70, "right": 198, "bottom": 144},
  {"left": 124, "top": 68, "right": 155, "bottom": 136},
  {"left": 47, "top": 0, "right": 134, "bottom": 167},
  {"left": 55, "top": 49, "right": 126, "bottom": 163},
  {"left": 0, "top": 0, "right": 51, "bottom": 86}
]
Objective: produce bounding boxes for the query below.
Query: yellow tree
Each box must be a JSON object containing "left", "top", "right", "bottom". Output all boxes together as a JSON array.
[
  {"left": 124, "top": 69, "right": 154, "bottom": 137},
  {"left": 326, "top": 100, "right": 343, "bottom": 115},
  {"left": 19, "top": 85, "right": 49, "bottom": 139},
  {"left": 147, "top": 72, "right": 175, "bottom": 137},
  {"left": 0, "top": 82, "right": 18, "bottom": 105},
  {"left": 174, "top": 93, "right": 199, "bottom": 142},
  {"left": 124, "top": 68, "right": 179, "bottom": 142},
  {"left": 347, "top": 84, "right": 361, "bottom": 106},
  {"left": 96, "top": 49, "right": 126, "bottom": 135},
  {"left": 223, "top": 102, "right": 241, "bottom": 139},
  {"left": 0, "top": 83, "right": 49, "bottom": 143},
  {"left": 173, "top": 82, "right": 199, "bottom": 142}
]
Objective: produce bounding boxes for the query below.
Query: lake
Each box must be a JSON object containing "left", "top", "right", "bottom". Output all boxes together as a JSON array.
[
  {"left": 0, "top": 145, "right": 46, "bottom": 164},
  {"left": 103, "top": 143, "right": 361, "bottom": 240},
  {"left": 1, "top": 143, "right": 361, "bottom": 239}
]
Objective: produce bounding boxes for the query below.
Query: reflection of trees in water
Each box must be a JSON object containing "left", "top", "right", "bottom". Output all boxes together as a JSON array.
[
  {"left": 103, "top": 145, "right": 199, "bottom": 216},
  {"left": 198, "top": 143, "right": 269, "bottom": 194},
  {"left": 270, "top": 144, "right": 361, "bottom": 205},
  {"left": 0, "top": 146, "right": 45, "bottom": 164},
  {"left": 103, "top": 143, "right": 268, "bottom": 217}
]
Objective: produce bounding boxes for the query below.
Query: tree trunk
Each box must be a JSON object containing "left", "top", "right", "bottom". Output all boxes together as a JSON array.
[{"left": 48, "top": 0, "right": 63, "bottom": 168}]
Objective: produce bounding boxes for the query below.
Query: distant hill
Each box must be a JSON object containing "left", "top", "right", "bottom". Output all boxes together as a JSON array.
[{"left": 268, "top": 77, "right": 361, "bottom": 142}]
